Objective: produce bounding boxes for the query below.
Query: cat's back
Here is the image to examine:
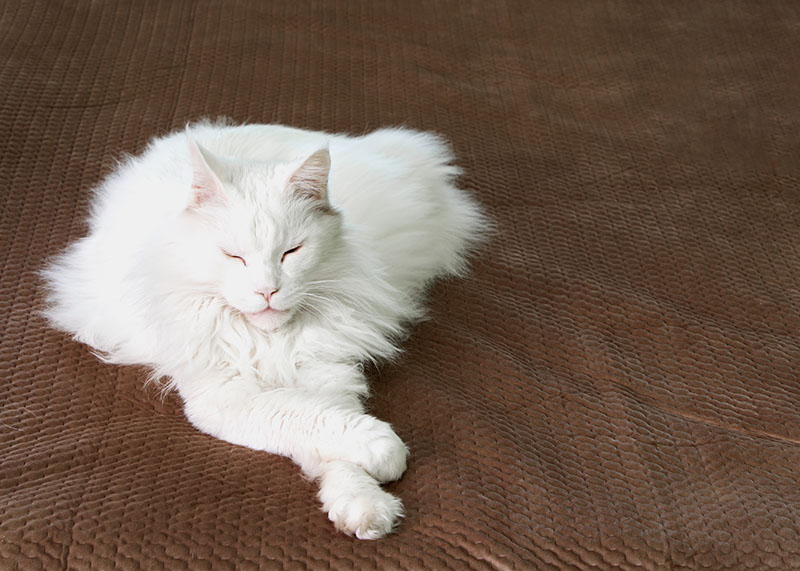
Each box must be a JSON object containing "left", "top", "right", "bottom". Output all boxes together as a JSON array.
[
  {"left": 190, "top": 122, "right": 453, "bottom": 181},
  {"left": 328, "top": 128, "right": 484, "bottom": 290}
]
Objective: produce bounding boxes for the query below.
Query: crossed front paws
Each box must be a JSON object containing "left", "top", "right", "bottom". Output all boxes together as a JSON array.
[{"left": 316, "top": 415, "right": 408, "bottom": 538}]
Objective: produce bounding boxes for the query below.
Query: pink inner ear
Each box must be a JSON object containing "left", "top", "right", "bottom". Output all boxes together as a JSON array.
[
  {"left": 288, "top": 148, "right": 330, "bottom": 202},
  {"left": 187, "top": 136, "right": 225, "bottom": 208}
]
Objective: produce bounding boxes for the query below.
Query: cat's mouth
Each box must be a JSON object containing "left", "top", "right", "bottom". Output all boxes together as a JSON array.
[
  {"left": 244, "top": 306, "right": 291, "bottom": 330},
  {"left": 247, "top": 307, "right": 286, "bottom": 317}
]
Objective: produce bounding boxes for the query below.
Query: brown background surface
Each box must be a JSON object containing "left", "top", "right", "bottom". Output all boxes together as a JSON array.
[{"left": 2, "top": 1, "right": 800, "bottom": 569}]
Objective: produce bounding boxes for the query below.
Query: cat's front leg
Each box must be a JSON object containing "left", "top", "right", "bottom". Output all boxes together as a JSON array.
[
  {"left": 177, "top": 376, "right": 407, "bottom": 538},
  {"left": 294, "top": 362, "right": 409, "bottom": 483}
]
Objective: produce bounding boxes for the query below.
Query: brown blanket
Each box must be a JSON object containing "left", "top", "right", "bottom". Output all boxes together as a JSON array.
[{"left": 2, "top": 1, "right": 799, "bottom": 568}]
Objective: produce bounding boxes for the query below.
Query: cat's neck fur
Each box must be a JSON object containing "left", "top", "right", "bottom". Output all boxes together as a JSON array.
[{"left": 135, "top": 228, "right": 419, "bottom": 392}]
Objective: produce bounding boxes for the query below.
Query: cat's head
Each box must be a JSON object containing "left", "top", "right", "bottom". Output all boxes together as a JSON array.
[{"left": 176, "top": 136, "right": 344, "bottom": 331}]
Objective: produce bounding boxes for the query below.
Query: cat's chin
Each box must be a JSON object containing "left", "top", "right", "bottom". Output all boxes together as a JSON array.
[{"left": 244, "top": 307, "right": 292, "bottom": 331}]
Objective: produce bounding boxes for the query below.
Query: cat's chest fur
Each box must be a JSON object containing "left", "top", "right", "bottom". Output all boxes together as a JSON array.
[{"left": 164, "top": 295, "right": 374, "bottom": 393}]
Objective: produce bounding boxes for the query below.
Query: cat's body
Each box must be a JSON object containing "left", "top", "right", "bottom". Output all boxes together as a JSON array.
[{"left": 42, "top": 121, "right": 484, "bottom": 539}]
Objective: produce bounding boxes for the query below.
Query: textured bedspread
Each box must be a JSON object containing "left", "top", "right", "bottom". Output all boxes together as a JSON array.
[{"left": 2, "top": 1, "right": 800, "bottom": 568}]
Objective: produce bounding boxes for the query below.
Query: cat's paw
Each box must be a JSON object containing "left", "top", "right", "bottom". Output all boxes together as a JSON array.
[
  {"left": 344, "top": 416, "right": 409, "bottom": 484},
  {"left": 325, "top": 484, "right": 404, "bottom": 540},
  {"left": 318, "top": 461, "right": 404, "bottom": 540}
]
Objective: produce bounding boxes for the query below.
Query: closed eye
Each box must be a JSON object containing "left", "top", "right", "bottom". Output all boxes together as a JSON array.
[
  {"left": 223, "top": 250, "right": 247, "bottom": 266},
  {"left": 281, "top": 244, "right": 303, "bottom": 262}
]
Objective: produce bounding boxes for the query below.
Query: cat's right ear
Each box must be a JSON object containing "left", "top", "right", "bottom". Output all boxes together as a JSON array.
[{"left": 187, "top": 135, "right": 226, "bottom": 210}]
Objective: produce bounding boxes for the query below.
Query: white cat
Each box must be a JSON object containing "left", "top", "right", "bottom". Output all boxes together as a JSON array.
[{"left": 42, "top": 120, "right": 485, "bottom": 539}]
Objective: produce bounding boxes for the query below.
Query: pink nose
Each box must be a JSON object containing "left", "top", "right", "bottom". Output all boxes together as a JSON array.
[{"left": 256, "top": 288, "right": 279, "bottom": 302}]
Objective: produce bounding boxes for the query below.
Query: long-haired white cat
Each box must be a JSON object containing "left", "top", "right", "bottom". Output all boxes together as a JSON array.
[{"left": 42, "top": 120, "right": 485, "bottom": 539}]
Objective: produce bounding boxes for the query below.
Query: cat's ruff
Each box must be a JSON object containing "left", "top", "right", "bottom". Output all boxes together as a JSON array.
[{"left": 42, "top": 120, "right": 485, "bottom": 539}]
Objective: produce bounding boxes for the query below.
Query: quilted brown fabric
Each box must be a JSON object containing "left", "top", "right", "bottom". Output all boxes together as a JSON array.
[{"left": 2, "top": 0, "right": 800, "bottom": 568}]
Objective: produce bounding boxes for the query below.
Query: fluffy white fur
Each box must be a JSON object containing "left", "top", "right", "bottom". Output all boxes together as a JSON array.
[{"left": 42, "top": 120, "right": 485, "bottom": 539}]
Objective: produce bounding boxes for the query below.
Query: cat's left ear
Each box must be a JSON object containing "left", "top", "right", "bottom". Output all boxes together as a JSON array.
[
  {"left": 287, "top": 148, "right": 331, "bottom": 205},
  {"left": 187, "top": 135, "right": 227, "bottom": 210}
]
